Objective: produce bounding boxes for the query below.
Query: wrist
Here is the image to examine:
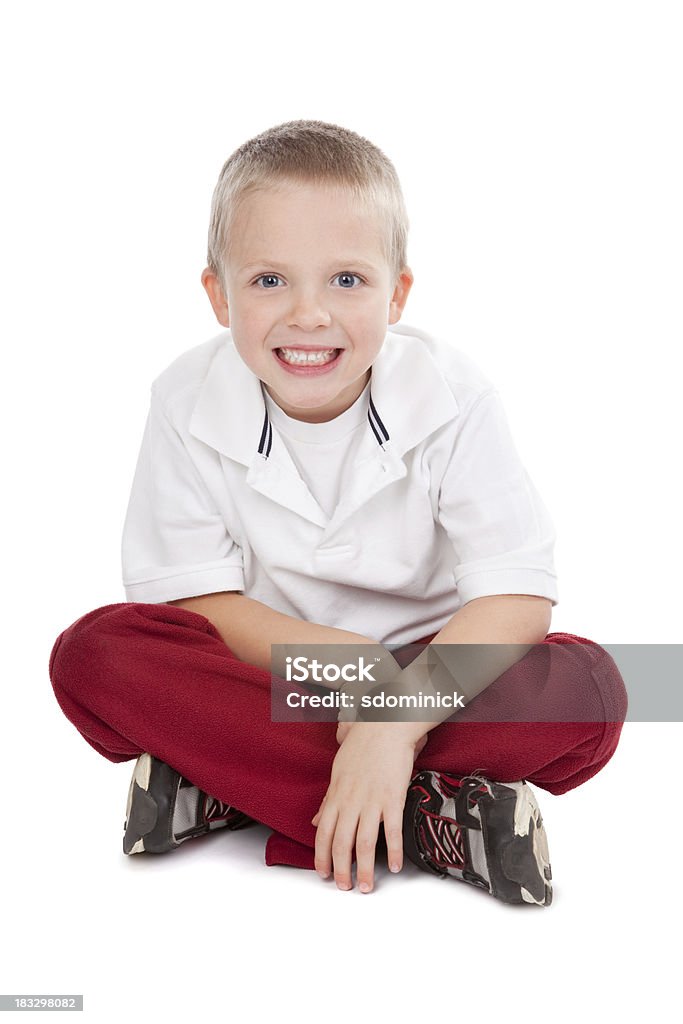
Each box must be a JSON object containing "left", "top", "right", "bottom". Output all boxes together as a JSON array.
[
  {"left": 398, "top": 719, "right": 437, "bottom": 744},
  {"left": 356, "top": 719, "right": 431, "bottom": 746}
]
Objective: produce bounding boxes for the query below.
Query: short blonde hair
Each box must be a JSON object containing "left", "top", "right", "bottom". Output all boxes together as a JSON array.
[{"left": 206, "top": 119, "right": 409, "bottom": 292}]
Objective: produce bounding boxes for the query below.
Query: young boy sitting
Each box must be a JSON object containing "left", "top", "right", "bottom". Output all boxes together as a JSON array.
[{"left": 48, "top": 119, "right": 627, "bottom": 907}]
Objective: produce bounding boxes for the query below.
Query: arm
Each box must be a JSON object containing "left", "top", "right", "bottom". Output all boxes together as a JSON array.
[
  {"left": 355, "top": 593, "right": 553, "bottom": 743},
  {"left": 431, "top": 593, "right": 552, "bottom": 646},
  {"left": 165, "top": 591, "right": 390, "bottom": 676},
  {"left": 378, "top": 388, "right": 558, "bottom": 744}
]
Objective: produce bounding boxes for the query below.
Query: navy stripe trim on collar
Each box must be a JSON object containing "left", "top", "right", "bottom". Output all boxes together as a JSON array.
[
  {"left": 368, "top": 392, "right": 390, "bottom": 446},
  {"left": 257, "top": 390, "right": 389, "bottom": 460},
  {"left": 258, "top": 409, "right": 272, "bottom": 457}
]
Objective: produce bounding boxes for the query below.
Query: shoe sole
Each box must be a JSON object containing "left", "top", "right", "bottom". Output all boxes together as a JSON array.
[{"left": 123, "top": 753, "right": 180, "bottom": 855}]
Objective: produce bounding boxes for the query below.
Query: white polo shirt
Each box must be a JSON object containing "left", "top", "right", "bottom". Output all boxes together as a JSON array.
[{"left": 121, "top": 322, "right": 559, "bottom": 646}]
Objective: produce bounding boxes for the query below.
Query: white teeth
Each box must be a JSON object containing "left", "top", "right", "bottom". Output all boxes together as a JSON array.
[{"left": 278, "top": 348, "right": 338, "bottom": 365}]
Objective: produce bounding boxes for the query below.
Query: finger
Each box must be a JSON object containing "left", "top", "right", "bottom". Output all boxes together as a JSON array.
[
  {"left": 331, "top": 814, "right": 358, "bottom": 891},
  {"left": 311, "top": 793, "right": 328, "bottom": 826},
  {"left": 383, "top": 802, "right": 406, "bottom": 875},
  {"left": 314, "top": 803, "right": 338, "bottom": 879},
  {"left": 355, "top": 812, "right": 381, "bottom": 893}
]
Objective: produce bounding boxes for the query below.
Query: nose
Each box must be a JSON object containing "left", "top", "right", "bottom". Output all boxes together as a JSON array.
[{"left": 286, "top": 288, "right": 332, "bottom": 330}]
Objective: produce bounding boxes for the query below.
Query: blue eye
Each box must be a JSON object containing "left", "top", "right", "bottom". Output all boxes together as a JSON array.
[
  {"left": 334, "top": 273, "right": 363, "bottom": 288},
  {"left": 254, "top": 274, "right": 282, "bottom": 288}
]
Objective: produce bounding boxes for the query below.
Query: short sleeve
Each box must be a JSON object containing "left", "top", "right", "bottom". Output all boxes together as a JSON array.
[
  {"left": 121, "top": 388, "right": 245, "bottom": 603},
  {"left": 437, "top": 389, "right": 559, "bottom": 606}
]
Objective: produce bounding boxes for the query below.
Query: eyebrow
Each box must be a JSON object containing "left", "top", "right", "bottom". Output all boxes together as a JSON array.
[{"left": 239, "top": 258, "right": 381, "bottom": 273}]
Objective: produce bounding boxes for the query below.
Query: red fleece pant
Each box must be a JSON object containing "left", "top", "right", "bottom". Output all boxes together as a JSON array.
[{"left": 48, "top": 602, "right": 628, "bottom": 869}]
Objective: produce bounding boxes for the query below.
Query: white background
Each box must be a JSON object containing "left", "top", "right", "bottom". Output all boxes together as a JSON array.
[{"left": 2, "top": 1, "right": 681, "bottom": 1021}]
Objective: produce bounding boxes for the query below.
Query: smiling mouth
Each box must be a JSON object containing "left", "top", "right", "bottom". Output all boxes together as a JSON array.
[{"left": 275, "top": 347, "right": 342, "bottom": 366}]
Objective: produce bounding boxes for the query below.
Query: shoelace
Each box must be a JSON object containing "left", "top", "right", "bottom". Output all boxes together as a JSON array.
[
  {"left": 414, "top": 772, "right": 491, "bottom": 871},
  {"left": 202, "top": 795, "right": 241, "bottom": 823},
  {"left": 418, "top": 808, "right": 466, "bottom": 870}
]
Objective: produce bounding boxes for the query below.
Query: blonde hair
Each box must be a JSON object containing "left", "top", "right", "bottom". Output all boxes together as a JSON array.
[{"left": 206, "top": 119, "right": 409, "bottom": 292}]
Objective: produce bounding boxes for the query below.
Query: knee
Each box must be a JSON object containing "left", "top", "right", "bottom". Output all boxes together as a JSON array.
[
  {"left": 48, "top": 602, "right": 133, "bottom": 699},
  {"left": 48, "top": 600, "right": 218, "bottom": 701},
  {"left": 545, "top": 633, "right": 628, "bottom": 724}
]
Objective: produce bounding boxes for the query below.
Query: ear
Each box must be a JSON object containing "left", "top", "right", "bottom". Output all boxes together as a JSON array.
[
  {"left": 388, "top": 266, "right": 415, "bottom": 324},
  {"left": 201, "top": 268, "right": 230, "bottom": 327}
]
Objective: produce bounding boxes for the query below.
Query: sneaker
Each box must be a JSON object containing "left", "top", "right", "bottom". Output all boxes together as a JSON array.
[
  {"left": 403, "top": 770, "right": 552, "bottom": 906},
  {"left": 123, "top": 752, "right": 254, "bottom": 855}
]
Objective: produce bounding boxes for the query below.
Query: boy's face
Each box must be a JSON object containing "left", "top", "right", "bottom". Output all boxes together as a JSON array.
[{"left": 202, "top": 181, "right": 413, "bottom": 423}]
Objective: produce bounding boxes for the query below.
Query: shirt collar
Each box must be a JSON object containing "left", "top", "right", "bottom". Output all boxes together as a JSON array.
[{"left": 188, "top": 326, "right": 459, "bottom": 468}]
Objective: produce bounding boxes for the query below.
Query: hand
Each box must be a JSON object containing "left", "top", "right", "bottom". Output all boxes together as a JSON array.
[{"left": 311, "top": 722, "right": 426, "bottom": 892}]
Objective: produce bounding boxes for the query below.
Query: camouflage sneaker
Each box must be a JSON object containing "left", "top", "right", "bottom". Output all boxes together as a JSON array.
[
  {"left": 123, "top": 752, "right": 254, "bottom": 855},
  {"left": 403, "top": 770, "right": 552, "bottom": 906}
]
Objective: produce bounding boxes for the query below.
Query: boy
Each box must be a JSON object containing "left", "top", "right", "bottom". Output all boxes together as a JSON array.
[{"left": 48, "top": 119, "right": 627, "bottom": 906}]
